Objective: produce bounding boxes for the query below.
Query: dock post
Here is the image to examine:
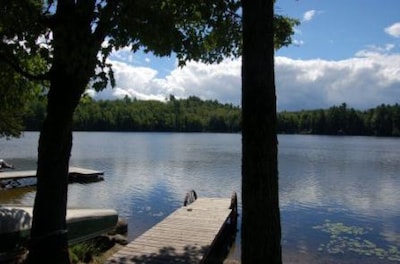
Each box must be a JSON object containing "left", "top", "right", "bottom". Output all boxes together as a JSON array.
[
  {"left": 229, "top": 192, "right": 238, "bottom": 227},
  {"left": 183, "top": 189, "right": 198, "bottom": 206}
]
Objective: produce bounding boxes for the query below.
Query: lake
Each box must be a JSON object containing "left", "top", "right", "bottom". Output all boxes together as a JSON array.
[{"left": 1, "top": 132, "right": 400, "bottom": 263}]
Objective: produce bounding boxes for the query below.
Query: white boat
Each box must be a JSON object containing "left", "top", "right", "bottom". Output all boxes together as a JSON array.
[{"left": 0, "top": 206, "right": 119, "bottom": 250}]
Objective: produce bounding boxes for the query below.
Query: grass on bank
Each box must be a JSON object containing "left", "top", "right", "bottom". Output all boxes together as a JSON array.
[{"left": 69, "top": 237, "right": 123, "bottom": 264}]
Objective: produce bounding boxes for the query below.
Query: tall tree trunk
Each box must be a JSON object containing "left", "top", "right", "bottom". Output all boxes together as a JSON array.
[
  {"left": 27, "top": 59, "right": 91, "bottom": 263},
  {"left": 241, "top": 0, "right": 282, "bottom": 263},
  {"left": 27, "top": 75, "right": 78, "bottom": 263},
  {"left": 26, "top": 1, "right": 99, "bottom": 262}
]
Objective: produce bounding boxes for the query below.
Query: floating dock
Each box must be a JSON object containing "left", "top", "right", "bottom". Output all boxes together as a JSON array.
[
  {"left": 107, "top": 191, "right": 238, "bottom": 264},
  {"left": 0, "top": 166, "right": 104, "bottom": 188}
]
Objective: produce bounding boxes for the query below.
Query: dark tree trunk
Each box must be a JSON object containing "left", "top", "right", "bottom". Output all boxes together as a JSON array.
[
  {"left": 27, "top": 76, "right": 77, "bottom": 263},
  {"left": 241, "top": 0, "right": 282, "bottom": 263},
  {"left": 26, "top": 1, "right": 100, "bottom": 262}
]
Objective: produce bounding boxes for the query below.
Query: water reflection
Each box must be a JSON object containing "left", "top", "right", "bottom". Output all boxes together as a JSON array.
[
  {"left": 0, "top": 187, "right": 36, "bottom": 205},
  {"left": 279, "top": 135, "right": 400, "bottom": 263},
  {"left": 1, "top": 133, "right": 400, "bottom": 262},
  {"left": 66, "top": 132, "right": 241, "bottom": 242}
]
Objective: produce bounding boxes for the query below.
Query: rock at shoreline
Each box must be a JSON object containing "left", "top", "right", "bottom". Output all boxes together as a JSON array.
[
  {"left": 93, "top": 235, "right": 116, "bottom": 252},
  {"left": 108, "top": 219, "right": 128, "bottom": 235},
  {"left": 110, "top": 234, "right": 128, "bottom": 245}
]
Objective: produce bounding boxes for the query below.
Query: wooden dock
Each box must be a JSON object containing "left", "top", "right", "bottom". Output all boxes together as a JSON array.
[
  {"left": 0, "top": 166, "right": 104, "bottom": 186},
  {"left": 107, "top": 191, "right": 238, "bottom": 264}
]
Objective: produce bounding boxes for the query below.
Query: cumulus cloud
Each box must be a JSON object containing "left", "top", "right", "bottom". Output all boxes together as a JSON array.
[
  {"left": 158, "top": 59, "right": 241, "bottom": 104},
  {"left": 90, "top": 58, "right": 241, "bottom": 104},
  {"left": 276, "top": 50, "right": 400, "bottom": 110},
  {"left": 302, "top": 10, "right": 317, "bottom": 22},
  {"left": 90, "top": 47, "right": 400, "bottom": 112},
  {"left": 385, "top": 22, "right": 400, "bottom": 38}
]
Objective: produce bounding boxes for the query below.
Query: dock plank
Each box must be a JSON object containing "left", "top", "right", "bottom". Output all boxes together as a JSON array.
[
  {"left": 107, "top": 197, "right": 235, "bottom": 264},
  {"left": 0, "top": 166, "right": 103, "bottom": 182}
]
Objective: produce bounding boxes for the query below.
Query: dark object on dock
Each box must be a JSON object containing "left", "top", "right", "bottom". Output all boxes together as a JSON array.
[
  {"left": 0, "top": 159, "right": 14, "bottom": 170},
  {"left": 183, "top": 189, "right": 198, "bottom": 206},
  {"left": 106, "top": 190, "right": 238, "bottom": 264},
  {"left": 68, "top": 167, "right": 104, "bottom": 183}
]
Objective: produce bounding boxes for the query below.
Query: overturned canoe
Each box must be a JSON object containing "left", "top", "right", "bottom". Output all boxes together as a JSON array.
[{"left": 0, "top": 206, "right": 118, "bottom": 251}]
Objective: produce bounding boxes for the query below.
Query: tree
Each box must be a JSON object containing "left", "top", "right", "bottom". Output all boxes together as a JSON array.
[
  {"left": 0, "top": 50, "right": 46, "bottom": 138},
  {"left": 0, "top": 63, "right": 30, "bottom": 138},
  {"left": 242, "top": 0, "right": 281, "bottom": 263},
  {"left": 1, "top": 0, "right": 296, "bottom": 262},
  {"left": 0, "top": 1, "right": 237, "bottom": 262},
  {"left": 1, "top": 1, "right": 242, "bottom": 262}
]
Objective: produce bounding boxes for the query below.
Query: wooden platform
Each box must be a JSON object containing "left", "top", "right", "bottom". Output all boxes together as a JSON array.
[
  {"left": 0, "top": 166, "right": 104, "bottom": 184},
  {"left": 107, "top": 193, "right": 237, "bottom": 264}
]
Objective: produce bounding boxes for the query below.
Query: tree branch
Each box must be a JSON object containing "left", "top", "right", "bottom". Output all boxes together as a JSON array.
[
  {"left": 93, "top": 1, "right": 119, "bottom": 47},
  {"left": 0, "top": 52, "right": 50, "bottom": 81}
]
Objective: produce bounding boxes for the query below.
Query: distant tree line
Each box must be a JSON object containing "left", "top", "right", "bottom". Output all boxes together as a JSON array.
[
  {"left": 24, "top": 95, "right": 241, "bottom": 133},
  {"left": 24, "top": 99, "right": 400, "bottom": 136},
  {"left": 278, "top": 103, "right": 400, "bottom": 137}
]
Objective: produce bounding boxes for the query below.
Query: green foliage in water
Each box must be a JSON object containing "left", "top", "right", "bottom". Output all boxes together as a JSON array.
[{"left": 313, "top": 220, "right": 400, "bottom": 262}]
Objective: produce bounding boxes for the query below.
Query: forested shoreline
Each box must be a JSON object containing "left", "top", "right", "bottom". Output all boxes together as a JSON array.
[
  {"left": 24, "top": 98, "right": 400, "bottom": 137},
  {"left": 278, "top": 103, "right": 400, "bottom": 137},
  {"left": 24, "top": 95, "right": 242, "bottom": 133}
]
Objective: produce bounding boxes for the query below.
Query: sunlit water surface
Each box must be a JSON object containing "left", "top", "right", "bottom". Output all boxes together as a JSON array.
[{"left": 1, "top": 132, "right": 400, "bottom": 263}]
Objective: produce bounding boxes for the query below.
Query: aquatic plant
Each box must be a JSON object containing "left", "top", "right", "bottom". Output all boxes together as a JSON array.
[{"left": 313, "top": 220, "right": 400, "bottom": 261}]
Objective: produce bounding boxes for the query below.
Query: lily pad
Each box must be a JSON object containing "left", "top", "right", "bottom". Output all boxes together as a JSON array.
[{"left": 313, "top": 220, "right": 400, "bottom": 262}]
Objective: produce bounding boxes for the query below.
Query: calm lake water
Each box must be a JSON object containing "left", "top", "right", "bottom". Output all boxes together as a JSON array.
[{"left": 1, "top": 132, "right": 400, "bottom": 263}]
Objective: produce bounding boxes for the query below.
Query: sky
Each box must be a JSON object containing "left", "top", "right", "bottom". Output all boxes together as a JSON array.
[{"left": 89, "top": 0, "right": 400, "bottom": 111}]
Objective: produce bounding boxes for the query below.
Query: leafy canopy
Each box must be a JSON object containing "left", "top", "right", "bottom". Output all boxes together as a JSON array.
[{"left": 0, "top": 0, "right": 298, "bottom": 137}]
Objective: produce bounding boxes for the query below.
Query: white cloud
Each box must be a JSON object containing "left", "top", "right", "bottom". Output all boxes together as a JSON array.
[
  {"left": 91, "top": 58, "right": 241, "bottom": 105},
  {"left": 385, "top": 22, "right": 400, "bottom": 38},
  {"left": 90, "top": 60, "right": 164, "bottom": 101},
  {"left": 157, "top": 59, "right": 241, "bottom": 104},
  {"left": 276, "top": 50, "right": 400, "bottom": 110},
  {"left": 90, "top": 47, "right": 400, "bottom": 112},
  {"left": 302, "top": 10, "right": 316, "bottom": 22},
  {"left": 356, "top": 44, "right": 395, "bottom": 56},
  {"left": 292, "top": 39, "right": 305, "bottom": 46}
]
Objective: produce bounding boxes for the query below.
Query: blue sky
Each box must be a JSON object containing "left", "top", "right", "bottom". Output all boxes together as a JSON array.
[
  {"left": 90, "top": 0, "right": 400, "bottom": 111},
  {"left": 276, "top": 0, "right": 400, "bottom": 60}
]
